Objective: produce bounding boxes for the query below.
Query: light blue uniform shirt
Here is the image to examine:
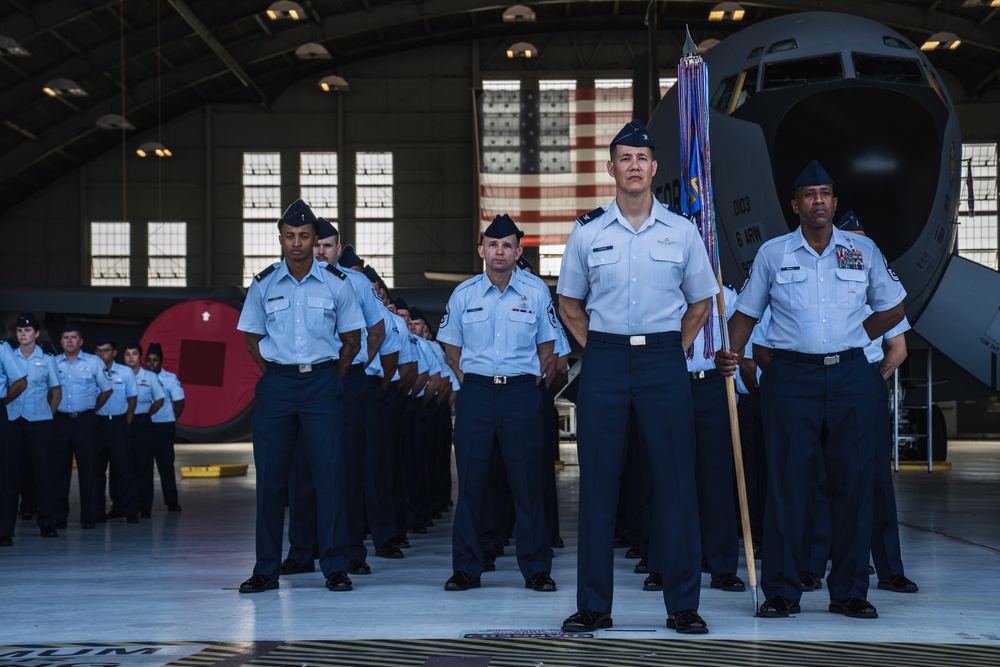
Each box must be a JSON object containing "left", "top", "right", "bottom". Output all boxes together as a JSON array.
[
  {"left": 366, "top": 307, "right": 406, "bottom": 379},
  {"left": 0, "top": 341, "right": 26, "bottom": 401},
  {"left": 414, "top": 337, "right": 442, "bottom": 399},
  {"left": 97, "top": 361, "right": 138, "bottom": 416},
  {"left": 736, "top": 227, "right": 906, "bottom": 354},
  {"left": 237, "top": 259, "right": 366, "bottom": 365},
  {"left": 864, "top": 313, "right": 911, "bottom": 364},
  {"left": 517, "top": 268, "right": 571, "bottom": 356},
  {"left": 133, "top": 367, "right": 166, "bottom": 415},
  {"left": 56, "top": 351, "right": 113, "bottom": 413},
  {"left": 437, "top": 270, "right": 558, "bottom": 377},
  {"left": 557, "top": 198, "right": 719, "bottom": 335},
  {"left": 151, "top": 369, "right": 184, "bottom": 424},
  {"left": 685, "top": 285, "right": 739, "bottom": 373},
  {"left": 389, "top": 313, "right": 421, "bottom": 382},
  {"left": 336, "top": 264, "right": 388, "bottom": 366},
  {"left": 7, "top": 346, "right": 53, "bottom": 421}
]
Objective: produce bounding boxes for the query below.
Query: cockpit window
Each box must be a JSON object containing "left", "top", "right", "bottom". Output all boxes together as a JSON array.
[
  {"left": 882, "top": 36, "right": 913, "bottom": 50},
  {"left": 711, "top": 75, "right": 738, "bottom": 112},
  {"left": 768, "top": 39, "right": 798, "bottom": 54},
  {"left": 761, "top": 54, "right": 843, "bottom": 90},
  {"left": 853, "top": 53, "right": 927, "bottom": 85}
]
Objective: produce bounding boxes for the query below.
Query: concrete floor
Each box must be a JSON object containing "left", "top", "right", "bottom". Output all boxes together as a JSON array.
[{"left": 0, "top": 440, "right": 998, "bottom": 653}]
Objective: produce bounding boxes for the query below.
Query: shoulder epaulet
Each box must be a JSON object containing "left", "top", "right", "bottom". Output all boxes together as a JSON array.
[
  {"left": 253, "top": 264, "right": 277, "bottom": 282},
  {"left": 323, "top": 263, "right": 347, "bottom": 280},
  {"left": 665, "top": 204, "right": 696, "bottom": 223},
  {"left": 576, "top": 207, "right": 605, "bottom": 226}
]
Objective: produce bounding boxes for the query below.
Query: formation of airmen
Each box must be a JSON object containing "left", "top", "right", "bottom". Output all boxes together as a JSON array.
[{"left": 0, "top": 319, "right": 185, "bottom": 545}]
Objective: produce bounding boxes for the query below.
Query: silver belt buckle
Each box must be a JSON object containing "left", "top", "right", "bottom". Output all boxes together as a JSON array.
[
  {"left": 629, "top": 335, "right": 646, "bottom": 346},
  {"left": 298, "top": 364, "right": 313, "bottom": 373},
  {"left": 822, "top": 355, "right": 840, "bottom": 366},
  {"left": 493, "top": 376, "right": 507, "bottom": 385},
  {"left": 691, "top": 370, "right": 706, "bottom": 379}
]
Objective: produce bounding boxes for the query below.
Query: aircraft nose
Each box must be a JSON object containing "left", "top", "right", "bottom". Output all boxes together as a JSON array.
[{"left": 773, "top": 86, "right": 946, "bottom": 262}]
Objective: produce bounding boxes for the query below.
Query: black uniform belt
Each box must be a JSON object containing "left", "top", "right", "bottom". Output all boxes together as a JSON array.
[
  {"left": 690, "top": 369, "right": 720, "bottom": 381},
  {"left": 465, "top": 373, "right": 535, "bottom": 386},
  {"left": 57, "top": 409, "right": 94, "bottom": 418},
  {"left": 771, "top": 348, "right": 865, "bottom": 366},
  {"left": 267, "top": 360, "right": 336, "bottom": 375},
  {"left": 346, "top": 363, "right": 365, "bottom": 375},
  {"left": 588, "top": 331, "right": 680, "bottom": 346},
  {"left": 98, "top": 413, "right": 127, "bottom": 420}
]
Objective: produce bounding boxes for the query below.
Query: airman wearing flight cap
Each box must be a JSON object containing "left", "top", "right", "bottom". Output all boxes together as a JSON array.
[
  {"left": 0, "top": 319, "right": 28, "bottom": 546},
  {"left": 716, "top": 160, "right": 906, "bottom": 620},
  {"left": 93, "top": 334, "right": 140, "bottom": 523},
  {"left": 53, "top": 321, "right": 113, "bottom": 529},
  {"left": 437, "top": 213, "right": 558, "bottom": 594},
  {"left": 237, "top": 198, "right": 365, "bottom": 594},
  {"left": 557, "top": 119, "right": 717, "bottom": 634}
]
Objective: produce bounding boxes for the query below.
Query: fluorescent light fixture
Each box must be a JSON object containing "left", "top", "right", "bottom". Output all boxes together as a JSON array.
[
  {"left": 295, "top": 43, "right": 331, "bottom": 60},
  {"left": 0, "top": 35, "right": 30, "bottom": 56},
  {"left": 137, "top": 141, "right": 172, "bottom": 158},
  {"left": 709, "top": 2, "right": 745, "bottom": 22},
  {"left": 506, "top": 41, "right": 537, "bottom": 59},
  {"left": 266, "top": 1, "right": 305, "bottom": 21},
  {"left": 318, "top": 75, "right": 350, "bottom": 92},
  {"left": 921, "top": 31, "right": 961, "bottom": 51},
  {"left": 42, "top": 78, "right": 87, "bottom": 97},
  {"left": 502, "top": 5, "right": 536, "bottom": 23},
  {"left": 95, "top": 114, "right": 134, "bottom": 131}
]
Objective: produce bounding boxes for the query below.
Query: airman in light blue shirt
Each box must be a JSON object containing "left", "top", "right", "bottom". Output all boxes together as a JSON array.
[
  {"left": 94, "top": 336, "right": 138, "bottom": 418},
  {"left": 55, "top": 328, "right": 113, "bottom": 414}
]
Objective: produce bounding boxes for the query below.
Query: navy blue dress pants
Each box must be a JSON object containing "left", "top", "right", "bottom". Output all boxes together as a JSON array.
[
  {"left": 6, "top": 418, "right": 56, "bottom": 532},
  {"left": 129, "top": 414, "right": 155, "bottom": 513},
  {"left": 96, "top": 414, "right": 139, "bottom": 517},
  {"left": 364, "top": 377, "right": 397, "bottom": 549},
  {"left": 53, "top": 410, "right": 99, "bottom": 524},
  {"left": 150, "top": 421, "right": 179, "bottom": 506},
  {"left": 870, "top": 366, "right": 906, "bottom": 579}
]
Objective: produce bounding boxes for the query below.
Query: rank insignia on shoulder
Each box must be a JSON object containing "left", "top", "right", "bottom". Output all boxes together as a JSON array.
[
  {"left": 323, "top": 264, "right": 348, "bottom": 280},
  {"left": 254, "top": 264, "right": 278, "bottom": 282},
  {"left": 576, "top": 206, "right": 605, "bottom": 225}
]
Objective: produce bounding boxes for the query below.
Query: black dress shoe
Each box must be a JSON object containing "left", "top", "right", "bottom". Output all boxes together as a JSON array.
[
  {"left": 634, "top": 556, "right": 649, "bottom": 574},
  {"left": 799, "top": 571, "right": 823, "bottom": 591},
  {"left": 643, "top": 572, "right": 663, "bottom": 591},
  {"left": 868, "top": 565, "right": 875, "bottom": 575},
  {"left": 374, "top": 543, "right": 404, "bottom": 559},
  {"left": 55, "top": 520, "right": 67, "bottom": 529},
  {"left": 125, "top": 515, "right": 139, "bottom": 524},
  {"left": 239, "top": 574, "right": 278, "bottom": 593},
  {"left": 107, "top": 508, "right": 125, "bottom": 519},
  {"left": 444, "top": 571, "right": 481, "bottom": 591},
  {"left": 40, "top": 528, "right": 58, "bottom": 538},
  {"left": 280, "top": 558, "right": 315, "bottom": 575},
  {"left": 878, "top": 574, "right": 918, "bottom": 593},
  {"left": 551, "top": 536, "right": 565, "bottom": 548},
  {"left": 140, "top": 511, "right": 151, "bottom": 519},
  {"left": 20, "top": 512, "right": 33, "bottom": 520},
  {"left": 166, "top": 503, "right": 182, "bottom": 512},
  {"left": 613, "top": 534, "right": 629, "bottom": 548},
  {"left": 393, "top": 535, "right": 410, "bottom": 549},
  {"left": 829, "top": 597, "right": 878, "bottom": 618},
  {"left": 667, "top": 609, "right": 709, "bottom": 634},
  {"left": 525, "top": 572, "right": 557, "bottom": 592},
  {"left": 81, "top": 521, "right": 96, "bottom": 529},
  {"left": 407, "top": 523, "right": 428, "bottom": 535},
  {"left": 348, "top": 559, "right": 372, "bottom": 575},
  {"left": 326, "top": 571, "right": 353, "bottom": 591},
  {"left": 757, "top": 595, "right": 801, "bottom": 618},
  {"left": 711, "top": 573, "right": 746, "bottom": 592},
  {"left": 561, "top": 609, "right": 612, "bottom": 632},
  {"left": 483, "top": 552, "right": 496, "bottom": 572},
  {"left": 624, "top": 544, "right": 641, "bottom": 559},
  {"left": 0, "top": 536, "right": 12, "bottom": 547},
  {"left": 701, "top": 558, "right": 710, "bottom": 573}
]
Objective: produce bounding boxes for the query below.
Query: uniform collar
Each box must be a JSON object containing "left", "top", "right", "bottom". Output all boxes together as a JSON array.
[
  {"left": 787, "top": 226, "right": 855, "bottom": 258},
  {"left": 477, "top": 268, "right": 524, "bottom": 297},
  {"left": 275, "top": 258, "right": 323, "bottom": 284},
  {"left": 605, "top": 198, "right": 662, "bottom": 234}
]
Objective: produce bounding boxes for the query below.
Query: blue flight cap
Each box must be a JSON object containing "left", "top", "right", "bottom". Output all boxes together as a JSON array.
[
  {"left": 277, "top": 199, "right": 317, "bottom": 230},
  {"left": 16, "top": 312, "right": 38, "bottom": 329},
  {"left": 483, "top": 214, "right": 520, "bottom": 240},
  {"left": 95, "top": 333, "right": 115, "bottom": 348},
  {"left": 516, "top": 255, "right": 534, "bottom": 272},
  {"left": 838, "top": 210, "right": 864, "bottom": 233},
  {"left": 394, "top": 297, "right": 409, "bottom": 311},
  {"left": 339, "top": 245, "right": 363, "bottom": 269},
  {"left": 316, "top": 217, "right": 338, "bottom": 240},
  {"left": 363, "top": 265, "right": 381, "bottom": 283},
  {"left": 409, "top": 307, "right": 425, "bottom": 322},
  {"left": 124, "top": 338, "right": 142, "bottom": 353},
  {"left": 62, "top": 321, "right": 81, "bottom": 334},
  {"left": 611, "top": 120, "right": 655, "bottom": 150},
  {"left": 147, "top": 342, "right": 163, "bottom": 357},
  {"left": 792, "top": 159, "right": 836, "bottom": 195}
]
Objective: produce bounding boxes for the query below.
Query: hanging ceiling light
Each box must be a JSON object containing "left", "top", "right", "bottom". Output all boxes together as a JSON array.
[
  {"left": 296, "top": 43, "right": 332, "bottom": 60},
  {"left": 136, "top": 141, "right": 172, "bottom": 158},
  {"left": 318, "top": 75, "right": 350, "bottom": 92},
  {"left": 42, "top": 78, "right": 88, "bottom": 97},
  {"left": 266, "top": 1, "right": 306, "bottom": 21},
  {"left": 0, "top": 35, "right": 30, "bottom": 56},
  {"left": 506, "top": 41, "right": 537, "bottom": 59},
  {"left": 921, "top": 31, "right": 961, "bottom": 51},
  {"left": 502, "top": 5, "right": 536, "bottom": 23},
  {"left": 95, "top": 114, "right": 134, "bottom": 131},
  {"left": 708, "top": 2, "right": 745, "bottom": 22}
]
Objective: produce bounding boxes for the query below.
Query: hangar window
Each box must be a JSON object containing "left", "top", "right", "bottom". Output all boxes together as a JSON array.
[
  {"left": 90, "top": 222, "right": 131, "bottom": 286},
  {"left": 148, "top": 222, "right": 186, "bottom": 287},
  {"left": 300, "top": 152, "right": 338, "bottom": 221},
  {"left": 355, "top": 152, "right": 394, "bottom": 287},
  {"left": 242, "top": 152, "right": 281, "bottom": 283},
  {"left": 761, "top": 54, "right": 843, "bottom": 90},
  {"left": 852, "top": 54, "right": 926, "bottom": 85},
  {"left": 958, "top": 143, "right": 999, "bottom": 271}
]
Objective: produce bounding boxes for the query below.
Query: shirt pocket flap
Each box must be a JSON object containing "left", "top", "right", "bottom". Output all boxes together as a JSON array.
[
  {"left": 265, "top": 298, "right": 290, "bottom": 313},
  {"left": 775, "top": 269, "right": 807, "bottom": 285},
  {"left": 587, "top": 249, "right": 620, "bottom": 267},
  {"left": 508, "top": 309, "right": 537, "bottom": 323},
  {"left": 834, "top": 268, "right": 868, "bottom": 284},
  {"left": 461, "top": 309, "right": 490, "bottom": 325},
  {"left": 650, "top": 245, "right": 683, "bottom": 263},
  {"left": 307, "top": 296, "right": 334, "bottom": 309}
]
